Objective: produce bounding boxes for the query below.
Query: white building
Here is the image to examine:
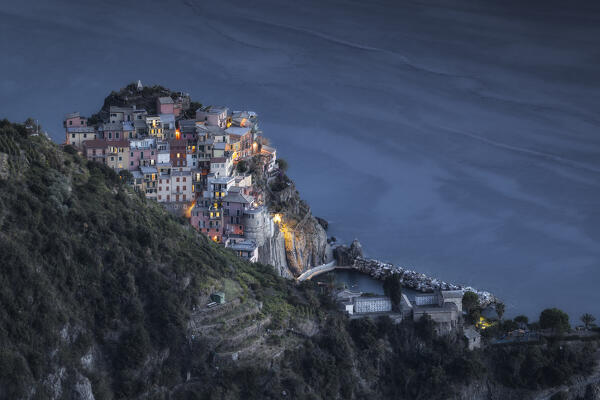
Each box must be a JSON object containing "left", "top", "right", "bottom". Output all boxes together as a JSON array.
[
  {"left": 196, "top": 106, "right": 229, "bottom": 128},
  {"left": 210, "top": 157, "right": 233, "bottom": 177},
  {"left": 353, "top": 297, "right": 392, "bottom": 314}
]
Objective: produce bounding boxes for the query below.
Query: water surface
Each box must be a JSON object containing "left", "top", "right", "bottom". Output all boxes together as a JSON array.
[{"left": 1, "top": 0, "right": 599, "bottom": 320}]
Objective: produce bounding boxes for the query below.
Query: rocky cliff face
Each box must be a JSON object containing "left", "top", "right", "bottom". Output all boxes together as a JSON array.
[{"left": 258, "top": 178, "right": 329, "bottom": 278}]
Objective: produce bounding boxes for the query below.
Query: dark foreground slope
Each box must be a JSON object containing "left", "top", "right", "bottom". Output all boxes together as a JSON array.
[{"left": 0, "top": 120, "right": 598, "bottom": 400}]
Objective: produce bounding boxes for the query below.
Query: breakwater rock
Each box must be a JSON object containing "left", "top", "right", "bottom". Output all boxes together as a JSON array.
[{"left": 335, "top": 241, "right": 497, "bottom": 306}]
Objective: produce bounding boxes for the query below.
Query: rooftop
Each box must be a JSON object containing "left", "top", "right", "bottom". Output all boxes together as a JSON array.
[{"left": 158, "top": 96, "right": 174, "bottom": 104}]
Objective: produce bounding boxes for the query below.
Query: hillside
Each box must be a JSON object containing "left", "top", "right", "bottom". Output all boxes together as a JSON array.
[{"left": 0, "top": 119, "right": 598, "bottom": 400}]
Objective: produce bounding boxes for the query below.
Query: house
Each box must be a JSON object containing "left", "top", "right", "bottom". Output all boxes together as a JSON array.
[
  {"left": 82, "top": 140, "right": 108, "bottom": 163},
  {"left": 140, "top": 166, "right": 158, "bottom": 200},
  {"left": 222, "top": 190, "right": 252, "bottom": 236},
  {"left": 64, "top": 112, "right": 87, "bottom": 129},
  {"left": 207, "top": 175, "right": 235, "bottom": 200},
  {"left": 159, "top": 113, "right": 175, "bottom": 139},
  {"left": 106, "top": 140, "right": 130, "bottom": 171},
  {"left": 100, "top": 122, "right": 124, "bottom": 141},
  {"left": 210, "top": 157, "right": 233, "bottom": 177},
  {"left": 129, "top": 138, "right": 157, "bottom": 170},
  {"left": 409, "top": 290, "right": 463, "bottom": 334},
  {"left": 66, "top": 126, "right": 96, "bottom": 148},
  {"left": 109, "top": 106, "right": 135, "bottom": 123},
  {"left": 157, "top": 96, "right": 174, "bottom": 114},
  {"left": 179, "top": 119, "right": 198, "bottom": 140},
  {"left": 169, "top": 170, "right": 193, "bottom": 202},
  {"left": 464, "top": 327, "right": 481, "bottom": 350},
  {"left": 225, "top": 239, "right": 258, "bottom": 262},
  {"left": 170, "top": 139, "right": 188, "bottom": 167},
  {"left": 260, "top": 144, "right": 277, "bottom": 171},
  {"left": 122, "top": 121, "right": 136, "bottom": 139},
  {"left": 146, "top": 116, "right": 163, "bottom": 138},
  {"left": 157, "top": 173, "right": 172, "bottom": 203},
  {"left": 196, "top": 106, "right": 229, "bottom": 128}
]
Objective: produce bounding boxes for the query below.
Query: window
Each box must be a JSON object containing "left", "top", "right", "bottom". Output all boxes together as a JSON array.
[
  {"left": 109, "top": 132, "right": 112, "bottom": 139},
  {"left": 69, "top": 120, "right": 73, "bottom": 125},
  {"left": 116, "top": 132, "right": 119, "bottom": 139},
  {"left": 158, "top": 195, "right": 161, "bottom": 200},
  {"left": 183, "top": 194, "right": 186, "bottom": 201},
  {"left": 130, "top": 152, "right": 134, "bottom": 157},
  {"left": 130, "top": 161, "right": 133, "bottom": 166},
  {"left": 183, "top": 177, "right": 186, "bottom": 182},
  {"left": 71, "top": 134, "right": 75, "bottom": 138},
  {"left": 83, "top": 133, "right": 87, "bottom": 138}
]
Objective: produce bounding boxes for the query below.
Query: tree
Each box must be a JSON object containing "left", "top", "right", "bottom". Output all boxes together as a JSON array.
[
  {"left": 514, "top": 315, "right": 529, "bottom": 326},
  {"left": 539, "top": 308, "right": 570, "bottom": 335},
  {"left": 236, "top": 160, "right": 248, "bottom": 173},
  {"left": 276, "top": 158, "right": 288, "bottom": 173},
  {"left": 580, "top": 313, "right": 596, "bottom": 330},
  {"left": 118, "top": 169, "right": 133, "bottom": 183},
  {"left": 462, "top": 291, "right": 479, "bottom": 314},
  {"left": 495, "top": 302, "right": 505, "bottom": 320},
  {"left": 382, "top": 274, "right": 402, "bottom": 311}
]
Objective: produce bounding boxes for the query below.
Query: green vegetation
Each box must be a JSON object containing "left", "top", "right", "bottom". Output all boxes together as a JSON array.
[
  {"left": 462, "top": 291, "right": 479, "bottom": 313},
  {"left": 383, "top": 274, "right": 402, "bottom": 311},
  {"left": 540, "top": 308, "right": 571, "bottom": 335},
  {"left": 581, "top": 313, "right": 596, "bottom": 330},
  {"left": 0, "top": 119, "right": 597, "bottom": 399}
]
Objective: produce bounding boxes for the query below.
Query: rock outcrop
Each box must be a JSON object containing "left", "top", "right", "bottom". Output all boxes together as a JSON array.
[{"left": 258, "top": 174, "right": 329, "bottom": 278}]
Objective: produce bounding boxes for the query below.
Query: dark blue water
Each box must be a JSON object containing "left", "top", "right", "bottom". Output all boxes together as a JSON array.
[
  {"left": 1, "top": 0, "right": 599, "bottom": 320},
  {"left": 315, "top": 269, "right": 419, "bottom": 301}
]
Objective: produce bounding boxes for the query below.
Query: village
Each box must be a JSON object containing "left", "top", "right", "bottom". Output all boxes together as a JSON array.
[
  {"left": 64, "top": 81, "right": 278, "bottom": 263},
  {"left": 63, "top": 82, "right": 596, "bottom": 350}
]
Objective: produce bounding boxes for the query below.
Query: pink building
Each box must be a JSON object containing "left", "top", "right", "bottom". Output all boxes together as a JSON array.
[
  {"left": 191, "top": 197, "right": 224, "bottom": 242},
  {"left": 157, "top": 97, "right": 174, "bottom": 114},
  {"left": 82, "top": 140, "right": 108, "bottom": 164},
  {"left": 222, "top": 190, "right": 252, "bottom": 236},
  {"left": 129, "top": 139, "right": 157, "bottom": 170}
]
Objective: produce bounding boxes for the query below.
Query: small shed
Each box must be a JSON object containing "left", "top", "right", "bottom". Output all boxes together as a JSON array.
[
  {"left": 464, "top": 327, "right": 481, "bottom": 350},
  {"left": 211, "top": 292, "right": 225, "bottom": 304}
]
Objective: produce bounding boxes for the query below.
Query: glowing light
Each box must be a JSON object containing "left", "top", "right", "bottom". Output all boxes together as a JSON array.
[
  {"left": 175, "top": 129, "right": 181, "bottom": 140},
  {"left": 185, "top": 203, "right": 195, "bottom": 218},
  {"left": 273, "top": 214, "right": 282, "bottom": 224}
]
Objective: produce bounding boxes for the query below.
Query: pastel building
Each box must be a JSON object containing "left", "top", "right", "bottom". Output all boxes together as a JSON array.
[
  {"left": 64, "top": 112, "right": 88, "bottom": 129},
  {"left": 157, "top": 97, "right": 174, "bottom": 114},
  {"left": 66, "top": 126, "right": 97, "bottom": 148},
  {"left": 225, "top": 239, "right": 258, "bottom": 262},
  {"left": 141, "top": 166, "right": 158, "bottom": 200},
  {"left": 82, "top": 140, "right": 108, "bottom": 164},
  {"left": 210, "top": 157, "right": 233, "bottom": 177},
  {"left": 106, "top": 140, "right": 130, "bottom": 171},
  {"left": 129, "top": 138, "right": 157, "bottom": 170},
  {"left": 100, "top": 122, "right": 124, "bottom": 141},
  {"left": 196, "top": 106, "right": 229, "bottom": 128},
  {"left": 146, "top": 116, "right": 163, "bottom": 138},
  {"left": 222, "top": 190, "right": 252, "bottom": 236}
]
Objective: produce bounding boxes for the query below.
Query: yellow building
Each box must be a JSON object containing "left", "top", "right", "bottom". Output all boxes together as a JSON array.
[{"left": 106, "top": 140, "right": 130, "bottom": 171}]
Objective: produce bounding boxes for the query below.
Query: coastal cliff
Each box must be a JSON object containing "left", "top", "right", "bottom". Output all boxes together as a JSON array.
[{"left": 254, "top": 161, "right": 330, "bottom": 277}]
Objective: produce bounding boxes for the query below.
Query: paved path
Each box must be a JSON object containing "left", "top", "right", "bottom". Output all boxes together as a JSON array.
[{"left": 296, "top": 260, "right": 338, "bottom": 281}]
